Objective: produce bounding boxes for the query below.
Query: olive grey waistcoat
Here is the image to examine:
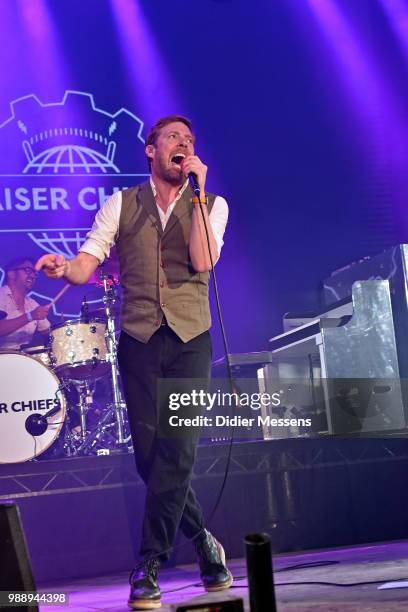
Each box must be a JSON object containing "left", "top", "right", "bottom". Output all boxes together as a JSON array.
[{"left": 116, "top": 180, "right": 215, "bottom": 343}]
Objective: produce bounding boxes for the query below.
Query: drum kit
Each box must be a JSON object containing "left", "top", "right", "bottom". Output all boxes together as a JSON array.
[{"left": 0, "top": 260, "right": 132, "bottom": 465}]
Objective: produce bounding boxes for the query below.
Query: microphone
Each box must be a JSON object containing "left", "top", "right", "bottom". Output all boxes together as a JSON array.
[
  {"left": 25, "top": 398, "right": 62, "bottom": 436},
  {"left": 172, "top": 154, "right": 201, "bottom": 197},
  {"left": 188, "top": 173, "right": 201, "bottom": 197},
  {"left": 25, "top": 414, "right": 48, "bottom": 436}
]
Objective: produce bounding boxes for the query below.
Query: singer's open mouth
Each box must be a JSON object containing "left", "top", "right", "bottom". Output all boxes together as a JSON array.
[{"left": 170, "top": 153, "right": 185, "bottom": 166}]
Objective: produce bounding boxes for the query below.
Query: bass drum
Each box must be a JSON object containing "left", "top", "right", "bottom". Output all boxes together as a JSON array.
[
  {"left": 0, "top": 352, "right": 66, "bottom": 464},
  {"left": 22, "top": 344, "right": 52, "bottom": 367}
]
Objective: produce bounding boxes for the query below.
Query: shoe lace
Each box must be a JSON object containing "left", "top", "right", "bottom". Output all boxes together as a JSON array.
[
  {"left": 129, "top": 558, "right": 160, "bottom": 585},
  {"left": 196, "top": 532, "right": 221, "bottom": 562}
]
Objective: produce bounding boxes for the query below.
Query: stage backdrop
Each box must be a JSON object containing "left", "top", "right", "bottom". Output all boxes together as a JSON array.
[{"left": 1, "top": 0, "right": 408, "bottom": 356}]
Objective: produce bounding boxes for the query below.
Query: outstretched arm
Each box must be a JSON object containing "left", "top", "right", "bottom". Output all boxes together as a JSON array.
[
  {"left": 35, "top": 252, "right": 99, "bottom": 285},
  {"left": 36, "top": 192, "right": 121, "bottom": 284}
]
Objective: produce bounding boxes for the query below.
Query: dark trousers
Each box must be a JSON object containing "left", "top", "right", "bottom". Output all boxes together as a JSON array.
[{"left": 118, "top": 325, "right": 212, "bottom": 561}]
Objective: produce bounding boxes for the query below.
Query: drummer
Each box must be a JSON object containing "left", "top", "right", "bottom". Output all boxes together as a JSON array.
[{"left": 0, "top": 257, "right": 51, "bottom": 350}]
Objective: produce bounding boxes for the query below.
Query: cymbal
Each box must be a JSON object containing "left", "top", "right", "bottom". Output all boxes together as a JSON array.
[{"left": 0, "top": 310, "right": 6, "bottom": 321}]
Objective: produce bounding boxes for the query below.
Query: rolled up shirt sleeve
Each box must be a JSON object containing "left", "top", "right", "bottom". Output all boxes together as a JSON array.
[
  {"left": 209, "top": 196, "right": 229, "bottom": 255},
  {"left": 79, "top": 191, "right": 122, "bottom": 264}
]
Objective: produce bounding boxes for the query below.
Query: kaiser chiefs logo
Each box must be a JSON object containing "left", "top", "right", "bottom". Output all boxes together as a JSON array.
[{"left": 0, "top": 91, "right": 149, "bottom": 257}]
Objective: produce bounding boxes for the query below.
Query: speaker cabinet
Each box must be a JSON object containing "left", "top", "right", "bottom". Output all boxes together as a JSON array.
[{"left": 0, "top": 502, "right": 38, "bottom": 611}]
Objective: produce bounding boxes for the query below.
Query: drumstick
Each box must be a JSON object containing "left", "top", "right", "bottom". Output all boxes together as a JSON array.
[{"left": 49, "top": 283, "right": 70, "bottom": 306}]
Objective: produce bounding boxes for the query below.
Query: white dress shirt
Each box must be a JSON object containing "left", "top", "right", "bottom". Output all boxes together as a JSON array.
[
  {"left": 80, "top": 179, "right": 229, "bottom": 264},
  {"left": 0, "top": 285, "right": 50, "bottom": 350}
]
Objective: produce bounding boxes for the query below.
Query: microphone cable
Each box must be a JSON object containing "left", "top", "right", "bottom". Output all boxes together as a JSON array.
[{"left": 192, "top": 189, "right": 236, "bottom": 531}]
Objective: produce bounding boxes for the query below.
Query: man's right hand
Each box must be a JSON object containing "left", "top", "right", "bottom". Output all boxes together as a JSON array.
[{"left": 35, "top": 254, "right": 70, "bottom": 279}]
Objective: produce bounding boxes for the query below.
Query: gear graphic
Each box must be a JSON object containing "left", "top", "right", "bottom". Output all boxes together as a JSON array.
[
  {"left": 0, "top": 90, "right": 147, "bottom": 175},
  {"left": 0, "top": 91, "right": 149, "bottom": 257}
]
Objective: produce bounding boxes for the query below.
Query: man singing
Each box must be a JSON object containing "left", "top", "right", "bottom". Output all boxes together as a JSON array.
[{"left": 36, "top": 115, "right": 230, "bottom": 610}]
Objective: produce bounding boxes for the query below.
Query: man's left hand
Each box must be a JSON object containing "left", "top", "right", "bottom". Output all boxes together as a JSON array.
[{"left": 182, "top": 155, "right": 208, "bottom": 195}]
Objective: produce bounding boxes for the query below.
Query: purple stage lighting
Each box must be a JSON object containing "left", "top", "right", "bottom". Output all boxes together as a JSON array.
[
  {"left": 305, "top": 0, "right": 408, "bottom": 229},
  {"left": 306, "top": 0, "right": 394, "bottom": 117},
  {"left": 15, "top": 0, "right": 69, "bottom": 96},
  {"left": 109, "top": 0, "right": 183, "bottom": 123},
  {"left": 379, "top": 0, "right": 408, "bottom": 60},
  {"left": 307, "top": 0, "right": 406, "bottom": 172}
]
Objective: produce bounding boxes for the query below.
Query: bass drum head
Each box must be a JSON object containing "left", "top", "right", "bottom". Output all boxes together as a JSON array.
[{"left": 0, "top": 352, "right": 66, "bottom": 464}]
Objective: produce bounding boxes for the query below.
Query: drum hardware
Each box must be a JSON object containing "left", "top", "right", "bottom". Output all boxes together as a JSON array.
[
  {"left": 74, "top": 398, "right": 128, "bottom": 455},
  {"left": 69, "top": 378, "right": 96, "bottom": 441},
  {"left": 80, "top": 295, "right": 90, "bottom": 318},
  {"left": 102, "top": 274, "right": 128, "bottom": 445},
  {"left": 3, "top": 264, "right": 131, "bottom": 462},
  {"left": 73, "top": 273, "right": 130, "bottom": 453},
  {"left": 21, "top": 344, "right": 52, "bottom": 367},
  {"left": 57, "top": 270, "right": 129, "bottom": 456},
  {"left": 25, "top": 413, "right": 49, "bottom": 437},
  {"left": 88, "top": 249, "right": 120, "bottom": 286},
  {"left": 40, "top": 376, "right": 96, "bottom": 458},
  {"left": 87, "top": 305, "right": 120, "bottom": 319},
  {"left": 25, "top": 385, "right": 64, "bottom": 437},
  {"left": 59, "top": 407, "right": 82, "bottom": 457}
]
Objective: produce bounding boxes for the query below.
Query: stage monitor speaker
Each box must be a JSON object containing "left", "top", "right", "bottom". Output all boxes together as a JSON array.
[{"left": 0, "top": 502, "right": 38, "bottom": 612}]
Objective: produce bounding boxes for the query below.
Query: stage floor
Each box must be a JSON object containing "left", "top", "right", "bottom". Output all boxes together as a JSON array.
[{"left": 38, "top": 540, "right": 408, "bottom": 611}]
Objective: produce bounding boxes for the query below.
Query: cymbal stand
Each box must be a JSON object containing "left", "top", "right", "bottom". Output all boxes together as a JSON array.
[
  {"left": 71, "top": 378, "right": 95, "bottom": 441},
  {"left": 103, "top": 275, "right": 128, "bottom": 444},
  {"left": 56, "top": 379, "right": 83, "bottom": 457},
  {"left": 77, "top": 274, "right": 130, "bottom": 454}
]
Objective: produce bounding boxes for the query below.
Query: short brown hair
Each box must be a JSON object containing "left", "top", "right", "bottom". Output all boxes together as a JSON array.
[{"left": 145, "top": 115, "right": 193, "bottom": 168}]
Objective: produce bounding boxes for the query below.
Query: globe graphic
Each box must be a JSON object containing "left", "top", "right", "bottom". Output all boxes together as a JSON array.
[
  {"left": 29, "top": 230, "right": 89, "bottom": 258},
  {"left": 20, "top": 137, "right": 119, "bottom": 255},
  {"left": 24, "top": 144, "right": 119, "bottom": 174}
]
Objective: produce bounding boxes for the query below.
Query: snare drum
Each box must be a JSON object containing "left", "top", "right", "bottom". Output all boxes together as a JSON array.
[
  {"left": 50, "top": 318, "right": 109, "bottom": 379},
  {"left": 0, "top": 352, "right": 66, "bottom": 463}
]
